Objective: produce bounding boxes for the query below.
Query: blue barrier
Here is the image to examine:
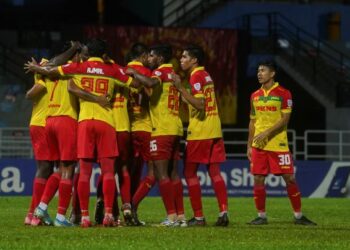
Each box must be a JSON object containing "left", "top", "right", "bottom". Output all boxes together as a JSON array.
[{"left": 1, "top": 159, "right": 349, "bottom": 197}]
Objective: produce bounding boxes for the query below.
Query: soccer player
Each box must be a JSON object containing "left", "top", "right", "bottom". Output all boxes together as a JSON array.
[
  {"left": 126, "top": 43, "right": 155, "bottom": 226},
  {"left": 24, "top": 42, "right": 83, "bottom": 226},
  {"left": 24, "top": 59, "right": 54, "bottom": 226},
  {"left": 171, "top": 45, "right": 229, "bottom": 227},
  {"left": 247, "top": 61, "right": 316, "bottom": 226},
  {"left": 24, "top": 38, "right": 139, "bottom": 227},
  {"left": 126, "top": 44, "right": 186, "bottom": 227}
]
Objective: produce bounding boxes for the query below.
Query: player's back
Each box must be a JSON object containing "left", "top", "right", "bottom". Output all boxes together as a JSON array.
[
  {"left": 59, "top": 57, "right": 132, "bottom": 128},
  {"left": 187, "top": 67, "right": 222, "bottom": 140},
  {"left": 149, "top": 64, "right": 183, "bottom": 136}
]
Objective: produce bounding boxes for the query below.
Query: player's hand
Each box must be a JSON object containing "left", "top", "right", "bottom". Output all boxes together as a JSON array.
[
  {"left": 96, "top": 94, "right": 112, "bottom": 109},
  {"left": 71, "top": 41, "right": 82, "bottom": 50},
  {"left": 24, "top": 57, "right": 39, "bottom": 74},
  {"left": 253, "top": 131, "right": 269, "bottom": 147},
  {"left": 247, "top": 146, "right": 252, "bottom": 161},
  {"left": 125, "top": 67, "right": 137, "bottom": 76},
  {"left": 170, "top": 73, "right": 181, "bottom": 89}
]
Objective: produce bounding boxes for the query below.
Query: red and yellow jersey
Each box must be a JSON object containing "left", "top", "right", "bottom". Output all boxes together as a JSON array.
[
  {"left": 186, "top": 67, "right": 222, "bottom": 140},
  {"left": 250, "top": 82, "right": 292, "bottom": 152},
  {"left": 46, "top": 75, "right": 79, "bottom": 120},
  {"left": 29, "top": 73, "right": 48, "bottom": 127},
  {"left": 112, "top": 85, "right": 130, "bottom": 132},
  {"left": 128, "top": 61, "right": 152, "bottom": 133},
  {"left": 149, "top": 64, "right": 183, "bottom": 136},
  {"left": 58, "top": 57, "right": 132, "bottom": 128}
]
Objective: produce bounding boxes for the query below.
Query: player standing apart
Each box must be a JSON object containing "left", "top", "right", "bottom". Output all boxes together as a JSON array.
[{"left": 247, "top": 61, "right": 316, "bottom": 226}]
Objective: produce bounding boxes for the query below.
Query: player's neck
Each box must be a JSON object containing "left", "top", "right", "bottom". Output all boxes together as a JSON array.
[{"left": 262, "top": 80, "right": 275, "bottom": 91}]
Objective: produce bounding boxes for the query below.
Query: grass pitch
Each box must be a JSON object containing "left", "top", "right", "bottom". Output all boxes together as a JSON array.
[{"left": 0, "top": 196, "right": 349, "bottom": 249}]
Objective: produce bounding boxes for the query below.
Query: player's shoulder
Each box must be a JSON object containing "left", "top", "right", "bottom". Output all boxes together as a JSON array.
[
  {"left": 275, "top": 84, "right": 291, "bottom": 96},
  {"left": 251, "top": 88, "right": 262, "bottom": 98}
]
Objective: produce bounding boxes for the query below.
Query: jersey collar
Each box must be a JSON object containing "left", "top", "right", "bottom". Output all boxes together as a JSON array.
[
  {"left": 128, "top": 61, "right": 143, "bottom": 66},
  {"left": 87, "top": 57, "right": 104, "bottom": 62},
  {"left": 261, "top": 82, "right": 279, "bottom": 96},
  {"left": 191, "top": 66, "right": 204, "bottom": 76},
  {"left": 158, "top": 63, "right": 173, "bottom": 69}
]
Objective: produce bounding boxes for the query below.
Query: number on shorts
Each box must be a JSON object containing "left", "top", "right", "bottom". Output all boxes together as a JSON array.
[
  {"left": 150, "top": 140, "right": 157, "bottom": 152},
  {"left": 278, "top": 154, "right": 291, "bottom": 165}
]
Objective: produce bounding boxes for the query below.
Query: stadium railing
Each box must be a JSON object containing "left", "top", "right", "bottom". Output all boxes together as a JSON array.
[{"left": 1, "top": 127, "right": 349, "bottom": 161}]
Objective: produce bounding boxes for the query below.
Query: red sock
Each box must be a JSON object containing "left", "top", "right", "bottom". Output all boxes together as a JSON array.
[
  {"left": 29, "top": 178, "right": 47, "bottom": 213},
  {"left": 172, "top": 179, "right": 184, "bottom": 215},
  {"left": 119, "top": 169, "right": 131, "bottom": 204},
  {"left": 253, "top": 184, "right": 266, "bottom": 213},
  {"left": 41, "top": 173, "right": 61, "bottom": 205},
  {"left": 158, "top": 178, "right": 176, "bottom": 215},
  {"left": 186, "top": 176, "right": 203, "bottom": 217},
  {"left": 78, "top": 159, "right": 93, "bottom": 216},
  {"left": 132, "top": 175, "right": 156, "bottom": 209},
  {"left": 209, "top": 163, "right": 228, "bottom": 212},
  {"left": 72, "top": 173, "right": 80, "bottom": 214},
  {"left": 57, "top": 179, "right": 72, "bottom": 216},
  {"left": 100, "top": 157, "right": 116, "bottom": 214},
  {"left": 185, "top": 162, "right": 203, "bottom": 217},
  {"left": 287, "top": 182, "right": 302, "bottom": 212}
]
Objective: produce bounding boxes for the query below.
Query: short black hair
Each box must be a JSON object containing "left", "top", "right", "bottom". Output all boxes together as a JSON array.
[
  {"left": 149, "top": 44, "right": 172, "bottom": 63},
  {"left": 258, "top": 60, "right": 277, "bottom": 72},
  {"left": 129, "top": 43, "right": 148, "bottom": 61},
  {"left": 86, "top": 38, "right": 107, "bottom": 57},
  {"left": 184, "top": 44, "right": 205, "bottom": 65}
]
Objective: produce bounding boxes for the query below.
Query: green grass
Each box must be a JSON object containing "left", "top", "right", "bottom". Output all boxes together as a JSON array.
[{"left": 0, "top": 197, "right": 349, "bottom": 249}]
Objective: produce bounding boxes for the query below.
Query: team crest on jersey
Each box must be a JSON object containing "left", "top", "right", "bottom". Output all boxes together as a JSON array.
[
  {"left": 154, "top": 71, "right": 162, "bottom": 76},
  {"left": 287, "top": 99, "right": 293, "bottom": 107},
  {"left": 194, "top": 82, "right": 201, "bottom": 91},
  {"left": 205, "top": 76, "right": 212, "bottom": 82}
]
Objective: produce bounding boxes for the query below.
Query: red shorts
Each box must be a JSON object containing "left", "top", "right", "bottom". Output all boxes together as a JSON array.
[
  {"left": 77, "top": 120, "right": 118, "bottom": 160},
  {"left": 30, "top": 125, "right": 50, "bottom": 161},
  {"left": 150, "top": 135, "right": 181, "bottom": 161},
  {"left": 46, "top": 116, "right": 77, "bottom": 161},
  {"left": 132, "top": 131, "right": 151, "bottom": 161},
  {"left": 251, "top": 147, "right": 294, "bottom": 175},
  {"left": 116, "top": 131, "right": 131, "bottom": 161},
  {"left": 186, "top": 138, "right": 226, "bottom": 164}
]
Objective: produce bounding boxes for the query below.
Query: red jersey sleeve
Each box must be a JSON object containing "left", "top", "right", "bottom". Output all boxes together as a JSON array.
[
  {"left": 190, "top": 72, "right": 205, "bottom": 97},
  {"left": 112, "top": 64, "right": 133, "bottom": 87},
  {"left": 58, "top": 62, "right": 82, "bottom": 76},
  {"left": 281, "top": 89, "right": 292, "bottom": 113}
]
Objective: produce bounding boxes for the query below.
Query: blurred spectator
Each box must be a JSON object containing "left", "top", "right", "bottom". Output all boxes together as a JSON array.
[{"left": 1, "top": 84, "right": 22, "bottom": 113}]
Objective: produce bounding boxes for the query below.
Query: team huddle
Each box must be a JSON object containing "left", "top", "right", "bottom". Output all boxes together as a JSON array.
[
  {"left": 23, "top": 38, "right": 316, "bottom": 228},
  {"left": 23, "top": 39, "right": 228, "bottom": 227}
]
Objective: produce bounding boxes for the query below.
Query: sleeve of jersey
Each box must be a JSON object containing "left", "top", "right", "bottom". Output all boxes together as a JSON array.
[
  {"left": 113, "top": 66, "right": 133, "bottom": 87},
  {"left": 190, "top": 74, "right": 204, "bottom": 98},
  {"left": 249, "top": 95, "right": 256, "bottom": 119},
  {"left": 151, "top": 69, "right": 163, "bottom": 85},
  {"left": 58, "top": 62, "right": 79, "bottom": 76},
  {"left": 281, "top": 90, "right": 293, "bottom": 113}
]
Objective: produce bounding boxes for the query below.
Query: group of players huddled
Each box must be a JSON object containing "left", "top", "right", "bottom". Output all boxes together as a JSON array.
[{"left": 23, "top": 39, "right": 229, "bottom": 227}]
